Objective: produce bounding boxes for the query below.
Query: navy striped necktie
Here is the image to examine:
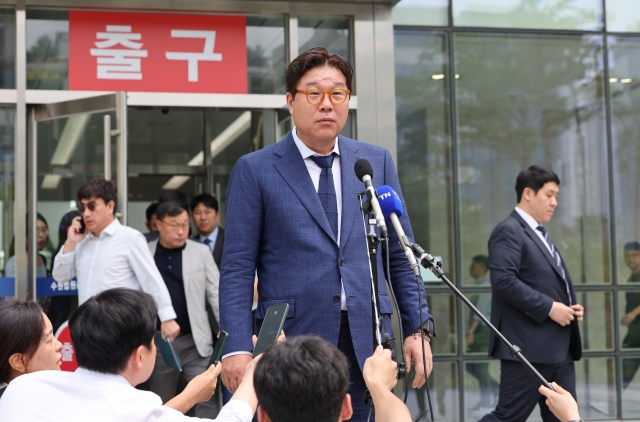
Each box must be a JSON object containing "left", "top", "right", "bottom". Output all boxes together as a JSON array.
[
  {"left": 310, "top": 154, "right": 338, "bottom": 242},
  {"left": 536, "top": 225, "right": 572, "bottom": 305}
]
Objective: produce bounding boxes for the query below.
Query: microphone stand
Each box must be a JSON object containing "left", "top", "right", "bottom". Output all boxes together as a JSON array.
[{"left": 410, "top": 243, "right": 555, "bottom": 392}]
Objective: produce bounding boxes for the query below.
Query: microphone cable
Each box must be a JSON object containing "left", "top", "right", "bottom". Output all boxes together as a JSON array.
[{"left": 414, "top": 273, "right": 434, "bottom": 422}]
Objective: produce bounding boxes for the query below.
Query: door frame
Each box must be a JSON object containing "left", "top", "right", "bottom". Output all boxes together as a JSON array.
[{"left": 26, "top": 92, "right": 127, "bottom": 298}]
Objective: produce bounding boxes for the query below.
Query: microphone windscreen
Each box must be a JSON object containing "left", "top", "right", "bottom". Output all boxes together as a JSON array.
[
  {"left": 377, "top": 185, "right": 403, "bottom": 220},
  {"left": 354, "top": 159, "right": 373, "bottom": 181}
]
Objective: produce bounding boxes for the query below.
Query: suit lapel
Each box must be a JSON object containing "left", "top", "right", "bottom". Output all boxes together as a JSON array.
[
  {"left": 339, "top": 136, "right": 362, "bottom": 249},
  {"left": 274, "top": 134, "right": 336, "bottom": 242},
  {"left": 511, "top": 211, "right": 564, "bottom": 280},
  {"left": 181, "top": 242, "right": 192, "bottom": 299}
]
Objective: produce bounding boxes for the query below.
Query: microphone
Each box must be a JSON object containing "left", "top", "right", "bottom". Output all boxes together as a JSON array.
[
  {"left": 376, "top": 185, "right": 420, "bottom": 277},
  {"left": 354, "top": 159, "right": 388, "bottom": 239}
]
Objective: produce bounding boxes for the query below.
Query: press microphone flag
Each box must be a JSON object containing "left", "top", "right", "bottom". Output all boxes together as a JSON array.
[{"left": 377, "top": 185, "right": 420, "bottom": 277}]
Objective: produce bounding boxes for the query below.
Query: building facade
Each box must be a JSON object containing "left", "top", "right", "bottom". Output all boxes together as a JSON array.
[{"left": 0, "top": 0, "right": 638, "bottom": 420}]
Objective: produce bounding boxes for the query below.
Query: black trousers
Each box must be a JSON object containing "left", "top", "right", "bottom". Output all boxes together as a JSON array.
[
  {"left": 478, "top": 354, "right": 576, "bottom": 422},
  {"left": 338, "top": 313, "right": 372, "bottom": 422}
]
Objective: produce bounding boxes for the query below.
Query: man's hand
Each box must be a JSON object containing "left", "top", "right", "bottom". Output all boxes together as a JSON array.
[
  {"left": 222, "top": 354, "right": 253, "bottom": 393},
  {"left": 404, "top": 333, "right": 433, "bottom": 388},
  {"left": 549, "top": 302, "right": 575, "bottom": 326},
  {"left": 466, "top": 332, "right": 474, "bottom": 346},
  {"left": 160, "top": 319, "right": 180, "bottom": 342},
  {"left": 538, "top": 382, "right": 581, "bottom": 422},
  {"left": 364, "top": 345, "right": 398, "bottom": 391},
  {"left": 622, "top": 311, "right": 638, "bottom": 326},
  {"left": 571, "top": 304, "right": 584, "bottom": 323},
  {"left": 62, "top": 217, "right": 87, "bottom": 254}
]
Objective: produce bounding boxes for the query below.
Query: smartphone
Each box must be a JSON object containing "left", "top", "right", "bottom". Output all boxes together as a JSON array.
[
  {"left": 252, "top": 303, "right": 289, "bottom": 357},
  {"left": 208, "top": 330, "right": 229, "bottom": 367},
  {"left": 79, "top": 218, "right": 86, "bottom": 234}
]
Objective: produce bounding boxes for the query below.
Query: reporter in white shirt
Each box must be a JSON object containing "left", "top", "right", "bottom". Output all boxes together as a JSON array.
[
  {"left": 0, "top": 288, "right": 258, "bottom": 422},
  {"left": 52, "top": 178, "right": 180, "bottom": 341}
]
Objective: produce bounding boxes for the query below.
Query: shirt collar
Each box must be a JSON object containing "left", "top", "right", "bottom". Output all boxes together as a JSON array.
[
  {"left": 292, "top": 127, "right": 340, "bottom": 159},
  {"left": 74, "top": 367, "right": 130, "bottom": 386},
  {"left": 157, "top": 240, "right": 187, "bottom": 252},
  {"left": 89, "top": 218, "right": 120, "bottom": 239},
  {"left": 199, "top": 226, "right": 218, "bottom": 243},
  {"left": 514, "top": 206, "right": 541, "bottom": 231}
]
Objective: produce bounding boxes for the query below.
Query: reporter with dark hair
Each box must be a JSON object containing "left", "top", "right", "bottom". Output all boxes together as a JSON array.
[
  {"left": 52, "top": 178, "right": 180, "bottom": 342},
  {"left": 0, "top": 299, "right": 62, "bottom": 399},
  {"left": 253, "top": 336, "right": 411, "bottom": 422},
  {"left": 0, "top": 288, "right": 258, "bottom": 421}
]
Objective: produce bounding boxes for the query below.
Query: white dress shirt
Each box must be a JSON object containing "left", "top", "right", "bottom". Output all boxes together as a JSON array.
[
  {"left": 514, "top": 206, "right": 556, "bottom": 314},
  {"left": 292, "top": 127, "right": 347, "bottom": 310},
  {"left": 0, "top": 368, "right": 253, "bottom": 422},
  {"left": 53, "top": 219, "right": 177, "bottom": 322},
  {"left": 514, "top": 206, "right": 553, "bottom": 255}
]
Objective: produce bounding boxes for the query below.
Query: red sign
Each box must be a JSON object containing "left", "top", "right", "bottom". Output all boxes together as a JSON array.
[
  {"left": 69, "top": 11, "right": 247, "bottom": 93},
  {"left": 54, "top": 321, "right": 78, "bottom": 372}
]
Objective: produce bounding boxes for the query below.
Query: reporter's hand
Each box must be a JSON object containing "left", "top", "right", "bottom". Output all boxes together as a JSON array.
[
  {"left": 538, "top": 382, "right": 581, "bottom": 422},
  {"left": 363, "top": 345, "right": 397, "bottom": 391},
  {"left": 184, "top": 363, "right": 222, "bottom": 404},
  {"left": 160, "top": 319, "right": 180, "bottom": 342},
  {"left": 549, "top": 302, "right": 575, "bottom": 327}
]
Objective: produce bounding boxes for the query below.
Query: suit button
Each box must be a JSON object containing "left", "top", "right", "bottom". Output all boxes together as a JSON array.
[
  {"left": 333, "top": 295, "right": 341, "bottom": 302},
  {"left": 339, "top": 259, "right": 344, "bottom": 266}
]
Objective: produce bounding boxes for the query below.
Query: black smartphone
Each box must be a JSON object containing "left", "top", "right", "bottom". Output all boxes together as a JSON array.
[
  {"left": 208, "top": 330, "right": 229, "bottom": 367},
  {"left": 79, "top": 218, "right": 86, "bottom": 234},
  {"left": 252, "top": 303, "right": 289, "bottom": 357}
]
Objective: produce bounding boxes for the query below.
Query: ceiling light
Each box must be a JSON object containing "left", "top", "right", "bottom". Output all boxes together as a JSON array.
[
  {"left": 455, "top": 74, "right": 460, "bottom": 79},
  {"left": 609, "top": 77, "right": 619, "bottom": 83},
  {"left": 162, "top": 175, "right": 191, "bottom": 190},
  {"left": 50, "top": 114, "right": 92, "bottom": 165},
  {"left": 431, "top": 74, "right": 445, "bottom": 80},
  {"left": 621, "top": 78, "right": 633, "bottom": 84},
  {"left": 41, "top": 174, "right": 62, "bottom": 189},
  {"left": 188, "top": 111, "right": 252, "bottom": 166}
]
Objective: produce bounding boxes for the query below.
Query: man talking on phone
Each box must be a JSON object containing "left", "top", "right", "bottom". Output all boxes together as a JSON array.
[{"left": 52, "top": 178, "right": 180, "bottom": 342}]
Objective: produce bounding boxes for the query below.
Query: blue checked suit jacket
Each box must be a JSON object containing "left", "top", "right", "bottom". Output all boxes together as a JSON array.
[{"left": 219, "top": 132, "right": 433, "bottom": 369}]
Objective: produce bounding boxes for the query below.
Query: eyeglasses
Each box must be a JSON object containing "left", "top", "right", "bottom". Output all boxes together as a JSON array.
[
  {"left": 78, "top": 200, "right": 98, "bottom": 213},
  {"left": 159, "top": 220, "right": 190, "bottom": 233},
  {"left": 295, "top": 89, "right": 350, "bottom": 105}
]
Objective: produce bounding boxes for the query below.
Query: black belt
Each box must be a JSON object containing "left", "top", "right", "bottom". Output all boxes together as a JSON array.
[{"left": 340, "top": 311, "right": 349, "bottom": 326}]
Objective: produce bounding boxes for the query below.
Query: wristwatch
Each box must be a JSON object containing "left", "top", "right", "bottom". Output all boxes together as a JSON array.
[{"left": 414, "top": 319, "right": 435, "bottom": 342}]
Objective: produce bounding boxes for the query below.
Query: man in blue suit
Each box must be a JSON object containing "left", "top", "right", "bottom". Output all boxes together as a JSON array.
[
  {"left": 219, "top": 47, "right": 434, "bottom": 421},
  {"left": 479, "top": 165, "right": 584, "bottom": 422}
]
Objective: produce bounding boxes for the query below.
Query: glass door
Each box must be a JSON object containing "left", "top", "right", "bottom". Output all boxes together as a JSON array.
[{"left": 27, "top": 93, "right": 127, "bottom": 308}]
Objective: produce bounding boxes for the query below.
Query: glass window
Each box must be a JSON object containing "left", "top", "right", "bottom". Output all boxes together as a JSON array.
[
  {"left": 0, "top": 9, "right": 15, "bottom": 89},
  {"left": 462, "top": 292, "right": 492, "bottom": 356},
  {"left": 608, "top": 36, "right": 640, "bottom": 285},
  {"left": 298, "top": 16, "right": 351, "bottom": 66},
  {"left": 26, "top": 10, "right": 286, "bottom": 94},
  {"left": 393, "top": 0, "right": 448, "bottom": 27},
  {"left": 464, "top": 360, "right": 499, "bottom": 420},
  {"left": 575, "top": 357, "right": 616, "bottom": 420},
  {"left": 453, "top": 0, "right": 603, "bottom": 31},
  {"left": 0, "top": 107, "right": 14, "bottom": 295},
  {"left": 577, "top": 291, "right": 614, "bottom": 351},
  {"left": 619, "top": 290, "right": 640, "bottom": 350},
  {"left": 428, "top": 292, "right": 458, "bottom": 356},
  {"left": 404, "top": 361, "right": 459, "bottom": 422},
  {"left": 621, "top": 356, "right": 640, "bottom": 418},
  {"left": 606, "top": 0, "right": 640, "bottom": 33},
  {"left": 394, "top": 30, "right": 454, "bottom": 283},
  {"left": 455, "top": 33, "right": 611, "bottom": 286}
]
